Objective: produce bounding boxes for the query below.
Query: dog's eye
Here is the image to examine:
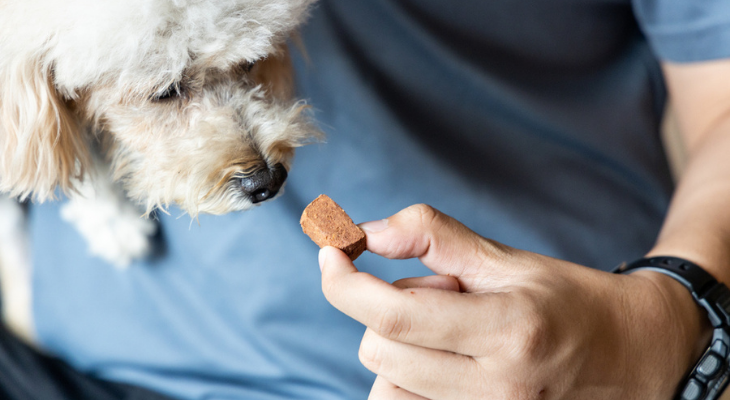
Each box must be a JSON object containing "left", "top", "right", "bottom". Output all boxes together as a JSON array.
[
  {"left": 240, "top": 61, "right": 255, "bottom": 73},
  {"left": 152, "top": 84, "right": 182, "bottom": 102}
]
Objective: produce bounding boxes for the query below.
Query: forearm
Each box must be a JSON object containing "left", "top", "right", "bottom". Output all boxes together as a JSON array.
[
  {"left": 629, "top": 133, "right": 730, "bottom": 382},
  {"left": 634, "top": 61, "right": 730, "bottom": 385},
  {"left": 647, "top": 117, "right": 730, "bottom": 285}
]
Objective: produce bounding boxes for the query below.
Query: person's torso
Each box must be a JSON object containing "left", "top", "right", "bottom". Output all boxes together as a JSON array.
[{"left": 27, "top": 1, "right": 673, "bottom": 399}]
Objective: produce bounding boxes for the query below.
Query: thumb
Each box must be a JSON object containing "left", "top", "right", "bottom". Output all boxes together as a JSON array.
[{"left": 359, "top": 204, "right": 515, "bottom": 279}]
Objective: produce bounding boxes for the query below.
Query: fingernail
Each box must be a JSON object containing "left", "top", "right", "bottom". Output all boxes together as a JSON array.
[
  {"left": 359, "top": 219, "right": 389, "bottom": 233},
  {"left": 318, "top": 247, "right": 328, "bottom": 272}
]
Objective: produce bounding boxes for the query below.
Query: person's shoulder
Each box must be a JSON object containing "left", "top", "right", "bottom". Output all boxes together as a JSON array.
[{"left": 633, "top": 0, "right": 730, "bottom": 62}]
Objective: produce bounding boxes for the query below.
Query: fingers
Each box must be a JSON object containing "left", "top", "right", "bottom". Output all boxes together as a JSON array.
[
  {"left": 359, "top": 204, "right": 516, "bottom": 283},
  {"left": 363, "top": 329, "right": 560, "bottom": 400},
  {"left": 360, "top": 329, "right": 480, "bottom": 400},
  {"left": 368, "top": 376, "right": 430, "bottom": 400},
  {"left": 319, "top": 246, "right": 515, "bottom": 355}
]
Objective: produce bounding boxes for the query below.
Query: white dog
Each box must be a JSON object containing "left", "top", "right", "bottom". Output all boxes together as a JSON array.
[{"left": 0, "top": 0, "right": 318, "bottom": 340}]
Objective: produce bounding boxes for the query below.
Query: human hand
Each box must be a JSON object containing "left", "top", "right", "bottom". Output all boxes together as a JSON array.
[{"left": 319, "top": 204, "right": 711, "bottom": 399}]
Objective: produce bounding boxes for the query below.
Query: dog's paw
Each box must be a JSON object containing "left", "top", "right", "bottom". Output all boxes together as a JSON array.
[
  {"left": 0, "top": 196, "right": 35, "bottom": 342},
  {"left": 61, "top": 184, "right": 157, "bottom": 268}
]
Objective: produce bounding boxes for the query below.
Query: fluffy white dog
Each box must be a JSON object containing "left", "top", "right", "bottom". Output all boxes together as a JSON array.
[{"left": 0, "top": 0, "right": 318, "bottom": 339}]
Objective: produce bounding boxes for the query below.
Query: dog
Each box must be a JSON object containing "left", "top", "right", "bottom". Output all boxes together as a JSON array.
[{"left": 0, "top": 0, "right": 319, "bottom": 340}]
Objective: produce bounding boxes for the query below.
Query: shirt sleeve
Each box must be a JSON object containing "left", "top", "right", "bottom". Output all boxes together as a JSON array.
[{"left": 633, "top": 0, "right": 730, "bottom": 62}]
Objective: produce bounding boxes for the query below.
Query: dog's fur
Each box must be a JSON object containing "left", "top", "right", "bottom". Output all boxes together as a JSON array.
[{"left": 0, "top": 0, "right": 319, "bottom": 340}]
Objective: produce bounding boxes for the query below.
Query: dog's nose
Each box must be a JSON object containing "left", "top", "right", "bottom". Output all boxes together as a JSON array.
[{"left": 240, "top": 163, "right": 288, "bottom": 204}]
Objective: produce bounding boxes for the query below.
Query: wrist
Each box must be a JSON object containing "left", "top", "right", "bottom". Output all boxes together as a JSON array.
[
  {"left": 633, "top": 270, "right": 713, "bottom": 361},
  {"left": 616, "top": 254, "right": 730, "bottom": 400},
  {"left": 617, "top": 270, "right": 712, "bottom": 399}
]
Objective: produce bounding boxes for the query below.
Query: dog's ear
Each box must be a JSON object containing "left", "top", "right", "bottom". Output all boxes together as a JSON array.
[
  {"left": 252, "top": 45, "right": 295, "bottom": 101},
  {"left": 0, "top": 58, "right": 89, "bottom": 201}
]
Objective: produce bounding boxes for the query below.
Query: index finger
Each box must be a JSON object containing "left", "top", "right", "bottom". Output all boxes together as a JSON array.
[{"left": 319, "top": 246, "right": 514, "bottom": 356}]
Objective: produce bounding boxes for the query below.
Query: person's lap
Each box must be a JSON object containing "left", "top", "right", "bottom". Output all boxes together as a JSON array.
[{"left": 0, "top": 323, "right": 174, "bottom": 400}]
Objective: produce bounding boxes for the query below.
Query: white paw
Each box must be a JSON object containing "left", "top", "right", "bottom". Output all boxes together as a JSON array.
[
  {"left": 0, "top": 196, "right": 35, "bottom": 343},
  {"left": 61, "top": 182, "right": 157, "bottom": 268}
]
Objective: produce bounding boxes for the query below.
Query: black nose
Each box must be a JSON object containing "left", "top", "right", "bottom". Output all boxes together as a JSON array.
[{"left": 240, "top": 163, "right": 288, "bottom": 204}]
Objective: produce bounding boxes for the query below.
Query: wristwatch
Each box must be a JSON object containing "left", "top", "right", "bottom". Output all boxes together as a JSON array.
[{"left": 615, "top": 256, "right": 730, "bottom": 400}]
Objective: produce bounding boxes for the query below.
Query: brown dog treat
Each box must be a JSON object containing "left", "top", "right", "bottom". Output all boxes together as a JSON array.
[{"left": 300, "top": 195, "right": 366, "bottom": 261}]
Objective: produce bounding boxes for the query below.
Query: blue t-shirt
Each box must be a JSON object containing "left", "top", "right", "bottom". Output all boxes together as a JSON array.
[{"left": 25, "top": 0, "right": 730, "bottom": 399}]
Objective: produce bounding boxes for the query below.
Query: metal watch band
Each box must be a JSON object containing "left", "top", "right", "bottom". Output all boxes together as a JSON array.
[{"left": 615, "top": 256, "right": 730, "bottom": 400}]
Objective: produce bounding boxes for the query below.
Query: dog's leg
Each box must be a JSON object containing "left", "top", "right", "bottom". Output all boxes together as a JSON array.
[
  {"left": 0, "top": 196, "right": 35, "bottom": 343},
  {"left": 61, "top": 161, "right": 157, "bottom": 268}
]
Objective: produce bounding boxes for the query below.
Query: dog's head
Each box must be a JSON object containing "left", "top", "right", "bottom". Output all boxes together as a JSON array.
[{"left": 0, "top": 0, "right": 319, "bottom": 215}]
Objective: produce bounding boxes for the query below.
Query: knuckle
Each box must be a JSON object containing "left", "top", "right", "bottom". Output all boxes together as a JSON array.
[
  {"left": 515, "top": 316, "right": 549, "bottom": 359},
  {"left": 404, "top": 203, "right": 440, "bottom": 228},
  {"left": 373, "top": 308, "right": 411, "bottom": 341},
  {"left": 510, "top": 295, "right": 550, "bottom": 360},
  {"left": 358, "top": 336, "right": 384, "bottom": 373}
]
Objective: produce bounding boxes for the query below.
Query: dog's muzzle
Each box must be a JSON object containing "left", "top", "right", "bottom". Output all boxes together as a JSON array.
[{"left": 240, "top": 163, "right": 288, "bottom": 203}]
